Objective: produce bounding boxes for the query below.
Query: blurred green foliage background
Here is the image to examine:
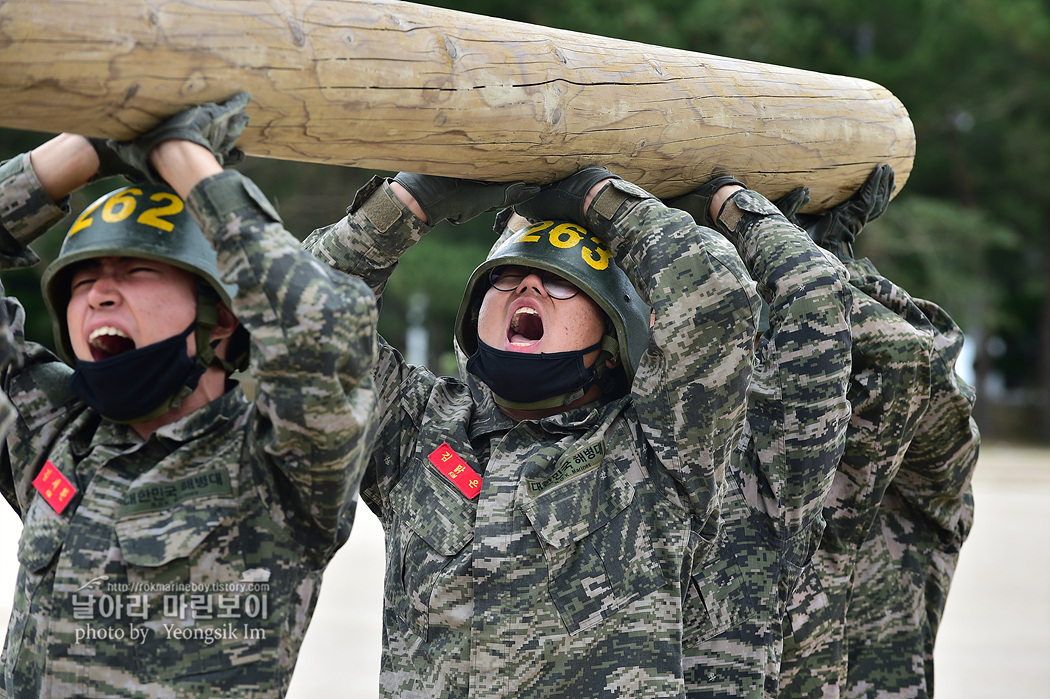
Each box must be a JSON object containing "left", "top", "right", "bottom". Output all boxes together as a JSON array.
[{"left": 2, "top": 0, "right": 1047, "bottom": 441}]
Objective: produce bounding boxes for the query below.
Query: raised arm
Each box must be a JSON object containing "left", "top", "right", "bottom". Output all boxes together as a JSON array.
[
  {"left": 516, "top": 168, "right": 760, "bottom": 539},
  {"left": 115, "top": 95, "right": 381, "bottom": 553},
  {"left": 666, "top": 176, "right": 853, "bottom": 537}
]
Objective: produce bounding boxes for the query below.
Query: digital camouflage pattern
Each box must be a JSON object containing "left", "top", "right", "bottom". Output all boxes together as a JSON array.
[
  {"left": 0, "top": 156, "right": 378, "bottom": 697},
  {"left": 779, "top": 257, "right": 979, "bottom": 699},
  {"left": 842, "top": 258, "right": 978, "bottom": 699},
  {"left": 0, "top": 391, "right": 12, "bottom": 443},
  {"left": 675, "top": 192, "right": 854, "bottom": 698},
  {"left": 0, "top": 297, "right": 13, "bottom": 442},
  {"left": 304, "top": 177, "right": 759, "bottom": 697}
]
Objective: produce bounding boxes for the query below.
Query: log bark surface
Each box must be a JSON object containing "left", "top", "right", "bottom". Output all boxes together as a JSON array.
[{"left": 0, "top": 0, "right": 915, "bottom": 208}]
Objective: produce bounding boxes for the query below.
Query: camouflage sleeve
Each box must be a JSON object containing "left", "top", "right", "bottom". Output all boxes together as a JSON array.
[
  {"left": 840, "top": 259, "right": 979, "bottom": 549},
  {"left": 0, "top": 297, "right": 14, "bottom": 439},
  {"left": 185, "top": 170, "right": 379, "bottom": 551},
  {"left": 0, "top": 285, "right": 16, "bottom": 500},
  {"left": 0, "top": 293, "right": 77, "bottom": 521},
  {"left": 301, "top": 176, "right": 432, "bottom": 297},
  {"left": 889, "top": 294, "right": 979, "bottom": 549},
  {"left": 843, "top": 303, "right": 978, "bottom": 699},
  {"left": 719, "top": 190, "right": 853, "bottom": 536},
  {"left": 818, "top": 280, "right": 935, "bottom": 559},
  {"left": 584, "top": 180, "right": 758, "bottom": 538},
  {"left": 0, "top": 153, "right": 86, "bottom": 518},
  {"left": 0, "top": 153, "right": 71, "bottom": 270},
  {"left": 818, "top": 264, "right": 978, "bottom": 699},
  {"left": 0, "top": 294, "right": 15, "bottom": 513},
  {"left": 0, "top": 391, "right": 13, "bottom": 448},
  {"left": 355, "top": 344, "right": 450, "bottom": 517},
  {"left": 300, "top": 176, "right": 443, "bottom": 518}
]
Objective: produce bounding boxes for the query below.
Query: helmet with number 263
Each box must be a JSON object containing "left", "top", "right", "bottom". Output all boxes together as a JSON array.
[{"left": 455, "top": 218, "right": 650, "bottom": 383}]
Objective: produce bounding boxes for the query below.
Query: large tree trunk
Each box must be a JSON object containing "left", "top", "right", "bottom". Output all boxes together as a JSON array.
[{"left": 0, "top": 0, "right": 914, "bottom": 208}]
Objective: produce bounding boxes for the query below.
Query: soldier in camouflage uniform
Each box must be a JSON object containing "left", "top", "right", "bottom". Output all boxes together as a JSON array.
[
  {"left": 0, "top": 95, "right": 377, "bottom": 697},
  {"left": 655, "top": 177, "right": 853, "bottom": 698},
  {"left": 303, "top": 162, "right": 852, "bottom": 697},
  {"left": 776, "top": 166, "right": 980, "bottom": 699},
  {"left": 0, "top": 301, "right": 14, "bottom": 441}
]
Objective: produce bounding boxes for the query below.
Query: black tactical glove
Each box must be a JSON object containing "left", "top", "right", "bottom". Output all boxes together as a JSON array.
[
  {"left": 772, "top": 187, "right": 811, "bottom": 225},
  {"left": 797, "top": 165, "right": 895, "bottom": 257},
  {"left": 108, "top": 92, "right": 251, "bottom": 183},
  {"left": 663, "top": 174, "right": 746, "bottom": 229},
  {"left": 88, "top": 137, "right": 146, "bottom": 183},
  {"left": 512, "top": 166, "right": 621, "bottom": 227},
  {"left": 392, "top": 173, "right": 541, "bottom": 225}
]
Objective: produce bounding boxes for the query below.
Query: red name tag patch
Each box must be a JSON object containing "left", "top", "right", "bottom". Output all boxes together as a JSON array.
[
  {"left": 428, "top": 442, "right": 482, "bottom": 499},
  {"left": 32, "top": 460, "right": 77, "bottom": 514}
]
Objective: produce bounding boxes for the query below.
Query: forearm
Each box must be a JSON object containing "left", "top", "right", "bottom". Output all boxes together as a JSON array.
[
  {"left": 302, "top": 176, "right": 432, "bottom": 296},
  {"left": 28, "top": 133, "right": 98, "bottom": 202},
  {"left": 747, "top": 279, "right": 852, "bottom": 532},
  {"left": 149, "top": 140, "right": 223, "bottom": 200},
  {"left": 390, "top": 180, "right": 428, "bottom": 222},
  {"left": 843, "top": 259, "right": 979, "bottom": 544},
  {"left": 721, "top": 190, "right": 853, "bottom": 531},
  {"left": 588, "top": 187, "right": 757, "bottom": 523},
  {"left": 582, "top": 178, "right": 740, "bottom": 224},
  {"left": 0, "top": 152, "right": 72, "bottom": 269},
  {"left": 186, "top": 169, "right": 379, "bottom": 539}
]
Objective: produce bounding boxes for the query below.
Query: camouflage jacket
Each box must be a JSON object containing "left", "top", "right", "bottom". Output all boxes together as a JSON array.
[
  {"left": 0, "top": 156, "right": 377, "bottom": 698},
  {"left": 304, "top": 177, "right": 759, "bottom": 698},
  {"left": 679, "top": 192, "right": 853, "bottom": 698},
  {"left": 779, "top": 258, "right": 979, "bottom": 699}
]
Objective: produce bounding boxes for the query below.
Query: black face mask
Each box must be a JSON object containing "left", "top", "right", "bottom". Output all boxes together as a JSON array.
[
  {"left": 466, "top": 339, "right": 604, "bottom": 408},
  {"left": 70, "top": 322, "right": 206, "bottom": 424}
]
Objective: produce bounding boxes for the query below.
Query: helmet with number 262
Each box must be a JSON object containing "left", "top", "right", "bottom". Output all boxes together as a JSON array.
[{"left": 41, "top": 184, "right": 238, "bottom": 364}]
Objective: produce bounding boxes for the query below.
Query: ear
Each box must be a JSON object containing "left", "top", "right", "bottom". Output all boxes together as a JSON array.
[{"left": 209, "top": 302, "right": 240, "bottom": 344}]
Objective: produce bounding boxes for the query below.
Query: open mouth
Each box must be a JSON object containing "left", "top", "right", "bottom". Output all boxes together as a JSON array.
[
  {"left": 88, "top": 326, "right": 136, "bottom": 361},
  {"left": 508, "top": 307, "right": 544, "bottom": 347}
]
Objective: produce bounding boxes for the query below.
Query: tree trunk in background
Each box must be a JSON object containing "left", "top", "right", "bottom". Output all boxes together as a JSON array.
[{"left": 0, "top": 0, "right": 913, "bottom": 208}]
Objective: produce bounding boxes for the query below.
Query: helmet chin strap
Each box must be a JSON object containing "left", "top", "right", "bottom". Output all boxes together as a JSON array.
[
  {"left": 193, "top": 280, "right": 246, "bottom": 374},
  {"left": 193, "top": 293, "right": 225, "bottom": 373},
  {"left": 491, "top": 334, "right": 620, "bottom": 412},
  {"left": 128, "top": 300, "right": 214, "bottom": 423}
]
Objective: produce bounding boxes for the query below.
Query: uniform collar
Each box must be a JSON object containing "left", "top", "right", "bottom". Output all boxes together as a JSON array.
[
  {"left": 150, "top": 388, "right": 245, "bottom": 444},
  {"left": 83, "top": 387, "right": 246, "bottom": 454}
]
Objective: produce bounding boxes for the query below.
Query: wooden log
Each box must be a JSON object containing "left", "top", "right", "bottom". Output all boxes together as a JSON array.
[{"left": 0, "top": 0, "right": 914, "bottom": 209}]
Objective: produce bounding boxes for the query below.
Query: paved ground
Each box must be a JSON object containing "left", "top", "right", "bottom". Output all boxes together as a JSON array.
[
  {"left": 933, "top": 444, "right": 1050, "bottom": 699},
  {"left": 0, "top": 443, "right": 1046, "bottom": 697}
]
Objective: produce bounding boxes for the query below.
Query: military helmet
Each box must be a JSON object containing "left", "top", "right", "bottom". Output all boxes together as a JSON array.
[
  {"left": 41, "top": 184, "right": 238, "bottom": 363},
  {"left": 455, "top": 218, "right": 650, "bottom": 382}
]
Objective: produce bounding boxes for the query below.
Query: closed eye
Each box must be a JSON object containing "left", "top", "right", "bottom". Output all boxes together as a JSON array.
[
  {"left": 69, "top": 273, "right": 98, "bottom": 293},
  {"left": 495, "top": 273, "right": 525, "bottom": 287}
]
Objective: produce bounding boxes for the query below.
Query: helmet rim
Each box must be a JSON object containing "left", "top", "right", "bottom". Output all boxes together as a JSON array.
[
  {"left": 40, "top": 184, "right": 237, "bottom": 364},
  {"left": 455, "top": 219, "right": 649, "bottom": 382}
]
